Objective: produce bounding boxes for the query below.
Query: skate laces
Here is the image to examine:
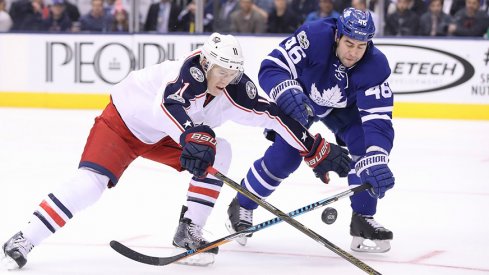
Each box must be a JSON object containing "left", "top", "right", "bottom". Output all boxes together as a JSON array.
[
  {"left": 188, "top": 223, "right": 206, "bottom": 243},
  {"left": 239, "top": 207, "right": 253, "bottom": 224},
  {"left": 364, "top": 216, "right": 385, "bottom": 230}
]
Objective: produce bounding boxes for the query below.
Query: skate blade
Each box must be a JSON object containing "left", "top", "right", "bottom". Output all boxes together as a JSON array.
[
  {"left": 1, "top": 255, "right": 21, "bottom": 270},
  {"left": 224, "top": 220, "right": 247, "bottom": 246},
  {"left": 172, "top": 248, "right": 215, "bottom": 266},
  {"left": 350, "top": 237, "right": 391, "bottom": 253}
]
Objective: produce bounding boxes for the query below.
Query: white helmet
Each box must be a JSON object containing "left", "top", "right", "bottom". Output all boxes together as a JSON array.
[{"left": 200, "top": 33, "right": 244, "bottom": 82}]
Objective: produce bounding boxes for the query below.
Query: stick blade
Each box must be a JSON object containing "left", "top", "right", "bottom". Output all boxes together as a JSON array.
[{"left": 110, "top": 240, "right": 176, "bottom": 266}]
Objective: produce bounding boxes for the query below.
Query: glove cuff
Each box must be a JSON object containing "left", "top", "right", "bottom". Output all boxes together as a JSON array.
[
  {"left": 301, "top": 134, "right": 331, "bottom": 168},
  {"left": 355, "top": 153, "right": 389, "bottom": 176},
  {"left": 269, "top": 80, "right": 303, "bottom": 101},
  {"left": 366, "top": 146, "right": 389, "bottom": 155}
]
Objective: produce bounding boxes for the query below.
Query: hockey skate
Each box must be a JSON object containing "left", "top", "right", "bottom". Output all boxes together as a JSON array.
[
  {"left": 172, "top": 206, "right": 218, "bottom": 266},
  {"left": 350, "top": 212, "right": 393, "bottom": 253},
  {"left": 1, "top": 231, "right": 34, "bottom": 270},
  {"left": 225, "top": 197, "right": 253, "bottom": 246}
]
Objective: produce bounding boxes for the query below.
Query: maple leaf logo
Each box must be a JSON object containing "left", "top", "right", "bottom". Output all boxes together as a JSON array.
[{"left": 309, "top": 83, "right": 347, "bottom": 107}]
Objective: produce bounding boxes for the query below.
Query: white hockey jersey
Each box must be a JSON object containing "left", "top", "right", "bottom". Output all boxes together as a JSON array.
[{"left": 110, "top": 50, "right": 315, "bottom": 152}]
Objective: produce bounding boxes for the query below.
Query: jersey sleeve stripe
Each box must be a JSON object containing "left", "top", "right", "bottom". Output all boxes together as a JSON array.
[
  {"left": 359, "top": 106, "right": 393, "bottom": 113},
  {"left": 264, "top": 56, "right": 292, "bottom": 77},
  {"left": 277, "top": 46, "right": 298, "bottom": 79},
  {"left": 361, "top": 114, "right": 392, "bottom": 123},
  {"left": 160, "top": 104, "right": 185, "bottom": 132}
]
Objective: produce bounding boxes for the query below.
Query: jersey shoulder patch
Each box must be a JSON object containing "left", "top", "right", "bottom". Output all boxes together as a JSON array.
[
  {"left": 163, "top": 56, "right": 207, "bottom": 105},
  {"left": 179, "top": 56, "right": 205, "bottom": 83},
  {"left": 245, "top": 81, "right": 257, "bottom": 99},
  {"left": 189, "top": 66, "right": 205, "bottom": 82},
  {"left": 225, "top": 74, "right": 259, "bottom": 109},
  {"left": 297, "top": 18, "right": 336, "bottom": 63},
  {"left": 297, "top": 30, "right": 310, "bottom": 49}
]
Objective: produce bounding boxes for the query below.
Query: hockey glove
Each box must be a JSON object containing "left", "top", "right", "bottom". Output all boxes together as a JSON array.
[
  {"left": 179, "top": 125, "right": 217, "bottom": 178},
  {"left": 355, "top": 151, "right": 395, "bottom": 199},
  {"left": 301, "top": 134, "right": 351, "bottom": 183},
  {"left": 276, "top": 88, "right": 314, "bottom": 126}
]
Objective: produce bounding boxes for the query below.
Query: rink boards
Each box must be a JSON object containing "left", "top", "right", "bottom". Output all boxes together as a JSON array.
[{"left": 0, "top": 33, "right": 488, "bottom": 120}]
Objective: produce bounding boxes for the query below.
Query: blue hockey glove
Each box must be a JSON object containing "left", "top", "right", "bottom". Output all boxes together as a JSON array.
[
  {"left": 179, "top": 125, "right": 217, "bottom": 178},
  {"left": 355, "top": 151, "right": 395, "bottom": 199},
  {"left": 301, "top": 134, "right": 351, "bottom": 183},
  {"left": 276, "top": 89, "right": 314, "bottom": 126}
]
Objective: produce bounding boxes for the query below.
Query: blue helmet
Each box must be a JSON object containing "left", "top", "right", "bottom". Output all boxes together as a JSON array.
[{"left": 336, "top": 8, "right": 375, "bottom": 42}]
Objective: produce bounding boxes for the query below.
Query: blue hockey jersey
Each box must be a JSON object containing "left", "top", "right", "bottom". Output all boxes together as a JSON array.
[{"left": 258, "top": 18, "right": 394, "bottom": 154}]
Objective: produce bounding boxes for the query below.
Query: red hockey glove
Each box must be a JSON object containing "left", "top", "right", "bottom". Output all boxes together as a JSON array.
[{"left": 301, "top": 134, "right": 351, "bottom": 183}]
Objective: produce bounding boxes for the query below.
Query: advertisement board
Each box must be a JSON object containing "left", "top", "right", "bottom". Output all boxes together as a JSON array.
[{"left": 0, "top": 33, "right": 488, "bottom": 119}]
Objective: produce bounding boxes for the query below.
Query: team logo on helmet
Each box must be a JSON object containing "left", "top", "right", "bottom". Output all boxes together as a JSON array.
[
  {"left": 190, "top": 67, "right": 204, "bottom": 82},
  {"left": 297, "top": 31, "right": 310, "bottom": 49},
  {"left": 245, "top": 81, "right": 257, "bottom": 99},
  {"left": 337, "top": 7, "right": 375, "bottom": 42},
  {"left": 212, "top": 36, "right": 221, "bottom": 44}
]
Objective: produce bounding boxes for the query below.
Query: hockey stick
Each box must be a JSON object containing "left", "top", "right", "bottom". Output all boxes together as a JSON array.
[
  {"left": 110, "top": 182, "right": 369, "bottom": 267},
  {"left": 207, "top": 167, "right": 382, "bottom": 275}
]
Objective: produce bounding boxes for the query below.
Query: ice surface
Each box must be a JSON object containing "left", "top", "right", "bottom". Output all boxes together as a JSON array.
[{"left": 1, "top": 108, "right": 488, "bottom": 275}]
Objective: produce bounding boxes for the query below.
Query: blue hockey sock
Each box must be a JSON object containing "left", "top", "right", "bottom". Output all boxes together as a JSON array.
[
  {"left": 237, "top": 136, "right": 301, "bottom": 209},
  {"left": 348, "top": 165, "right": 377, "bottom": 216}
]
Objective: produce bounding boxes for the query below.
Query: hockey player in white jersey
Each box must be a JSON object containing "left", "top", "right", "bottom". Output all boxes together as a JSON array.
[
  {"left": 226, "top": 8, "right": 396, "bottom": 253},
  {"left": 2, "top": 33, "right": 351, "bottom": 269}
]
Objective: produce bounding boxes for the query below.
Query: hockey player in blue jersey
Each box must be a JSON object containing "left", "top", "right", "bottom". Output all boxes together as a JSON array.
[{"left": 226, "top": 8, "right": 396, "bottom": 253}]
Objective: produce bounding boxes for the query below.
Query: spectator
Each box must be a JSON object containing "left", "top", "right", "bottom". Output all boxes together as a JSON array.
[
  {"left": 448, "top": 0, "right": 489, "bottom": 36},
  {"left": 410, "top": 0, "right": 428, "bottom": 15},
  {"left": 384, "top": 0, "right": 419, "bottom": 36},
  {"left": 251, "top": 0, "right": 268, "bottom": 21},
  {"left": 418, "top": 0, "right": 452, "bottom": 36},
  {"left": 267, "top": 0, "right": 300, "bottom": 33},
  {"left": 104, "top": 0, "right": 116, "bottom": 14},
  {"left": 9, "top": 0, "right": 49, "bottom": 31},
  {"left": 209, "top": 0, "right": 239, "bottom": 33},
  {"left": 290, "top": 0, "right": 317, "bottom": 22},
  {"left": 387, "top": 0, "right": 427, "bottom": 15},
  {"left": 144, "top": 0, "right": 181, "bottom": 32},
  {"left": 333, "top": 0, "right": 351, "bottom": 13},
  {"left": 447, "top": 0, "right": 465, "bottom": 15},
  {"left": 0, "top": 0, "right": 12, "bottom": 31},
  {"left": 230, "top": 0, "right": 266, "bottom": 33},
  {"left": 63, "top": 0, "right": 80, "bottom": 22},
  {"left": 254, "top": 0, "right": 274, "bottom": 13},
  {"left": 110, "top": 7, "right": 128, "bottom": 31},
  {"left": 304, "top": 0, "right": 339, "bottom": 23},
  {"left": 43, "top": 0, "right": 72, "bottom": 31},
  {"left": 177, "top": 0, "right": 196, "bottom": 31},
  {"left": 80, "top": 0, "right": 113, "bottom": 32},
  {"left": 370, "top": 0, "right": 392, "bottom": 16}
]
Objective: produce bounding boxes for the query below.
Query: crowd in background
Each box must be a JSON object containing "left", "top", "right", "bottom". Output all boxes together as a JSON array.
[{"left": 0, "top": 0, "right": 489, "bottom": 38}]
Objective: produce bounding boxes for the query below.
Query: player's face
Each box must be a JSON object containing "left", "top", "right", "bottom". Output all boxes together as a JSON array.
[
  {"left": 206, "top": 65, "right": 239, "bottom": 96},
  {"left": 336, "top": 36, "right": 368, "bottom": 68}
]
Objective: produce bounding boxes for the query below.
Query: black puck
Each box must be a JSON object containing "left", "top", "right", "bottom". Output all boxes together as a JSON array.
[{"left": 321, "top": 207, "right": 338, "bottom": 225}]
